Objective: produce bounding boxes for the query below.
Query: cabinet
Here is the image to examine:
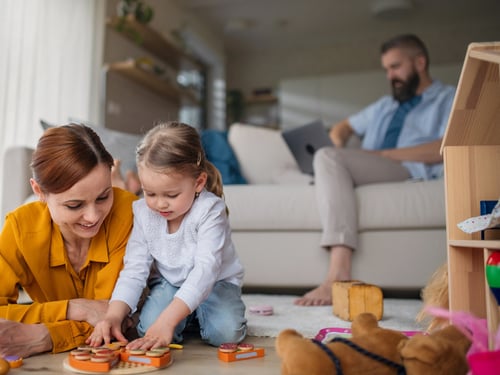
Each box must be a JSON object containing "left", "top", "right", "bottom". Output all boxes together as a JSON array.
[
  {"left": 103, "top": 16, "right": 206, "bottom": 133},
  {"left": 441, "top": 42, "right": 500, "bottom": 348}
]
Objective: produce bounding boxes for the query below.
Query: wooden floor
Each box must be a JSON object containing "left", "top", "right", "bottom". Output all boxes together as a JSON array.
[{"left": 15, "top": 336, "right": 281, "bottom": 374}]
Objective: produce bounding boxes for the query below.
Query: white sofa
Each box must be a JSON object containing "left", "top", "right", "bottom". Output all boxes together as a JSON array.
[
  {"left": 222, "top": 124, "right": 447, "bottom": 292},
  {"left": 1, "top": 123, "right": 447, "bottom": 293}
]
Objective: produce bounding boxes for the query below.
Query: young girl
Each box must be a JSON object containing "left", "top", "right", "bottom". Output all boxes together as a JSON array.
[{"left": 88, "top": 122, "right": 247, "bottom": 349}]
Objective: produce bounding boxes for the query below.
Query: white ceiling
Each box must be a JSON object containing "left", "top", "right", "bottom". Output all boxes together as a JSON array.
[{"left": 178, "top": 0, "right": 500, "bottom": 58}]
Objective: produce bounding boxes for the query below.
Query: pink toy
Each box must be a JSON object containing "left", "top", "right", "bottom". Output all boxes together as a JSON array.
[
  {"left": 315, "top": 327, "right": 422, "bottom": 343},
  {"left": 248, "top": 305, "right": 274, "bottom": 316},
  {"left": 468, "top": 350, "right": 500, "bottom": 375}
]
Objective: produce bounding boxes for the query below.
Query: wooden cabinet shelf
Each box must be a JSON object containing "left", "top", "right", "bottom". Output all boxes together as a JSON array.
[
  {"left": 449, "top": 240, "right": 500, "bottom": 249},
  {"left": 107, "top": 61, "right": 200, "bottom": 106},
  {"left": 106, "top": 16, "right": 203, "bottom": 71},
  {"left": 442, "top": 42, "right": 500, "bottom": 349},
  {"left": 469, "top": 48, "right": 500, "bottom": 63}
]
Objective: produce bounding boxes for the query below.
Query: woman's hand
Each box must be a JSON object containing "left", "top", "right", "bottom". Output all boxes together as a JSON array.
[
  {"left": 0, "top": 319, "right": 52, "bottom": 358},
  {"left": 67, "top": 299, "right": 109, "bottom": 327}
]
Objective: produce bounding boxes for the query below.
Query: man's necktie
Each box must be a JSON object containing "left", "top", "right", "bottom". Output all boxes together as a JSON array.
[{"left": 380, "top": 95, "right": 422, "bottom": 149}]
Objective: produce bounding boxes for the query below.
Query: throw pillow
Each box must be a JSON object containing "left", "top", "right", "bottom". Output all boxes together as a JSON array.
[
  {"left": 228, "top": 123, "right": 307, "bottom": 184},
  {"left": 40, "top": 119, "right": 142, "bottom": 174},
  {"left": 201, "top": 129, "right": 247, "bottom": 185}
]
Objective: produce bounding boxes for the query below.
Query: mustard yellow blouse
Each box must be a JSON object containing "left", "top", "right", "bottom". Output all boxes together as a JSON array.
[{"left": 0, "top": 187, "right": 137, "bottom": 353}]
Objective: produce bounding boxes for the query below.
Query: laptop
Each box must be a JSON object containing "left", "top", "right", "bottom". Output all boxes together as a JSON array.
[{"left": 282, "top": 120, "right": 333, "bottom": 175}]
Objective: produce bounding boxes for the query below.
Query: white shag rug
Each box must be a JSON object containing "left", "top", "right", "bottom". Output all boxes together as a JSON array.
[{"left": 242, "top": 294, "right": 425, "bottom": 338}]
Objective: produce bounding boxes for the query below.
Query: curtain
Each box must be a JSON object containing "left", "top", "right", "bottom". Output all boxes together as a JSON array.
[{"left": 0, "top": 0, "right": 104, "bottom": 216}]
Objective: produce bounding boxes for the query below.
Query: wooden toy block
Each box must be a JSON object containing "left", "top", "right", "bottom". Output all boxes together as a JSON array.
[
  {"left": 68, "top": 352, "right": 120, "bottom": 373},
  {"left": 332, "top": 280, "right": 383, "bottom": 321},
  {"left": 218, "top": 347, "right": 265, "bottom": 362},
  {"left": 120, "top": 351, "right": 171, "bottom": 368},
  {"left": 66, "top": 347, "right": 171, "bottom": 373}
]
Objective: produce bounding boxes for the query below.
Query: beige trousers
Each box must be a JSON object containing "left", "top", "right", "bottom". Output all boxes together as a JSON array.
[{"left": 313, "top": 147, "right": 411, "bottom": 250}]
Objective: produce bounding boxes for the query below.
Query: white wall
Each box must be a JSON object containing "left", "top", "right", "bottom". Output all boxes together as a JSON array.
[
  {"left": 222, "top": 0, "right": 499, "bottom": 112},
  {"left": 279, "top": 63, "right": 462, "bottom": 130}
]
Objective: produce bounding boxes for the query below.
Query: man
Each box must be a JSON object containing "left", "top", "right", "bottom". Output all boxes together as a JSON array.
[{"left": 295, "top": 34, "right": 455, "bottom": 306}]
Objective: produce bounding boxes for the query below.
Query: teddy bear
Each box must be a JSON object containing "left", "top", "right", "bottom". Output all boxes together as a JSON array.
[
  {"left": 275, "top": 312, "right": 408, "bottom": 375},
  {"left": 398, "top": 324, "right": 471, "bottom": 375},
  {"left": 275, "top": 312, "right": 471, "bottom": 375}
]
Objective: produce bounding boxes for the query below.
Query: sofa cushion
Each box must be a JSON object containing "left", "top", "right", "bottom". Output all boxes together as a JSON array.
[
  {"left": 227, "top": 123, "right": 311, "bottom": 185},
  {"left": 357, "top": 178, "right": 446, "bottom": 229},
  {"left": 224, "top": 179, "right": 445, "bottom": 231},
  {"left": 224, "top": 184, "right": 320, "bottom": 230}
]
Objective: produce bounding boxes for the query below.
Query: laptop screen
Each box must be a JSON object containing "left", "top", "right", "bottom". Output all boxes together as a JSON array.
[{"left": 282, "top": 120, "right": 333, "bottom": 175}]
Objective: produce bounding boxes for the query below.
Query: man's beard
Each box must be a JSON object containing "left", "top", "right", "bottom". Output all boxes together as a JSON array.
[{"left": 391, "top": 70, "right": 420, "bottom": 103}]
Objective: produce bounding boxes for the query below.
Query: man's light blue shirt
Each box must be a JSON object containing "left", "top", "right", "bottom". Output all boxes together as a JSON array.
[{"left": 349, "top": 80, "right": 456, "bottom": 180}]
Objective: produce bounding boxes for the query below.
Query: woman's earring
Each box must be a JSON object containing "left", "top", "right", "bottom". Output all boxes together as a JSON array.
[{"left": 195, "top": 192, "right": 200, "bottom": 198}]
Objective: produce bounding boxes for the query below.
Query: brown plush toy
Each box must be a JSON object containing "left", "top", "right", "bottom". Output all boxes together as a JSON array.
[
  {"left": 275, "top": 312, "right": 408, "bottom": 375},
  {"left": 276, "top": 312, "right": 472, "bottom": 375},
  {"left": 398, "top": 324, "right": 471, "bottom": 375}
]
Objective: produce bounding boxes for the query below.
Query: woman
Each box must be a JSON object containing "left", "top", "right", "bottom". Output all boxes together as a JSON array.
[{"left": 0, "top": 124, "right": 137, "bottom": 357}]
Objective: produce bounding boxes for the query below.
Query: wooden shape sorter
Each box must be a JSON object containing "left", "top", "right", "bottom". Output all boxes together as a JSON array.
[
  {"left": 218, "top": 347, "right": 265, "bottom": 362},
  {"left": 63, "top": 347, "right": 173, "bottom": 374}
]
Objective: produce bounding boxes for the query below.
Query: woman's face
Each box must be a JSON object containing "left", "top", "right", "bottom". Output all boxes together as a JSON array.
[{"left": 36, "top": 164, "right": 114, "bottom": 242}]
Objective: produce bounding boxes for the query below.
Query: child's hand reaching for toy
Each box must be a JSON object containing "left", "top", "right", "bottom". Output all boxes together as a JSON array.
[
  {"left": 86, "top": 315, "right": 128, "bottom": 347},
  {"left": 126, "top": 315, "right": 177, "bottom": 351},
  {"left": 127, "top": 298, "right": 190, "bottom": 351},
  {"left": 85, "top": 301, "right": 131, "bottom": 347},
  {"left": 126, "top": 332, "right": 173, "bottom": 351}
]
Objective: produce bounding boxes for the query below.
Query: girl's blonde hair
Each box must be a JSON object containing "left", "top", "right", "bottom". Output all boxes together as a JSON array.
[{"left": 136, "top": 121, "right": 224, "bottom": 198}]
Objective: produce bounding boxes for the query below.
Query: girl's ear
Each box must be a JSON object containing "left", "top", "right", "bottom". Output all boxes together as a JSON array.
[
  {"left": 195, "top": 172, "right": 208, "bottom": 193},
  {"left": 30, "top": 178, "right": 46, "bottom": 202}
]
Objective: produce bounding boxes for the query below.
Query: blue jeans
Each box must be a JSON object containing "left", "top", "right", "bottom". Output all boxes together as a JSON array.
[{"left": 137, "top": 277, "right": 247, "bottom": 347}]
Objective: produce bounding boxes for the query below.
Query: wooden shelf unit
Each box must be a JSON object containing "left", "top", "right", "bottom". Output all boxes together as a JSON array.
[
  {"left": 107, "top": 61, "right": 200, "bottom": 106},
  {"left": 106, "top": 16, "right": 204, "bottom": 71},
  {"left": 441, "top": 42, "right": 500, "bottom": 348},
  {"left": 104, "top": 15, "right": 207, "bottom": 132}
]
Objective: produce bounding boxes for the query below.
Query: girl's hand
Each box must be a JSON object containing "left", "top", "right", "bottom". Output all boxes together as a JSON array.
[
  {"left": 126, "top": 297, "right": 188, "bottom": 351},
  {"left": 86, "top": 316, "right": 127, "bottom": 347},
  {"left": 125, "top": 334, "right": 171, "bottom": 351},
  {"left": 126, "top": 321, "right": 174, "bottom": 351}
]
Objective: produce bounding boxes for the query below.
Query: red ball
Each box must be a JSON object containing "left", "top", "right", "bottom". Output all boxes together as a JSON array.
[{"left": 486, "top": 252, "right": 500, "bottom": 266}]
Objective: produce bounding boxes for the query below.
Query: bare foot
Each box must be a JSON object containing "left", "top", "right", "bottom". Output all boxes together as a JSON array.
[{"left": 294, "top": 284, "right": 332, "bottom": 306}]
